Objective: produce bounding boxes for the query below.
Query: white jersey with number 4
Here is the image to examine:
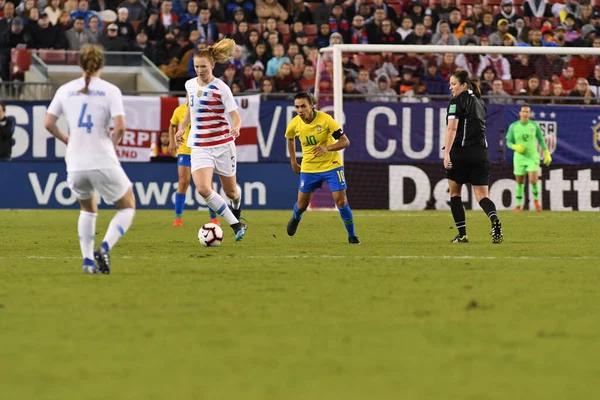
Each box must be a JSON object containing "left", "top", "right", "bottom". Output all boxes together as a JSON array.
[
  {"left": 185, "top": 77, "right": 238, "bottom": 149},
  {"left": 47, "top": 77, "right": 125, "bottom": 172}
]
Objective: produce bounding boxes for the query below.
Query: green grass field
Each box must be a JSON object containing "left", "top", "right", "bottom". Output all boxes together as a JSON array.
[{"left": 1, "top": 209, "right": 600, "bottom": 400}]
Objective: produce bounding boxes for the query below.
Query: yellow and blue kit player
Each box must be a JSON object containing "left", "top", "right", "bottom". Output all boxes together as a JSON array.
[
  {"left": 169, "top": 103, "right": 219, "bottom": 226},
  {"left": 284, "top": 92, "right": 360, "bottom": 244}
]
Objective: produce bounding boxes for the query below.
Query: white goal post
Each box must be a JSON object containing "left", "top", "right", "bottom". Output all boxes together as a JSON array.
[{"left": 318, "top": 44, "right": 600, "bottom": 132}]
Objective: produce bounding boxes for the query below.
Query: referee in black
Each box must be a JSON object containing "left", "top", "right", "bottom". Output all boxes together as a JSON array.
[{"left": 443, "top": 70, "right": 503, "bottom": 244}]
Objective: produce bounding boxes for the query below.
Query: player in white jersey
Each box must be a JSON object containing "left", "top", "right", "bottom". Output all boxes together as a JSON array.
[
  {"left": 176, "top": 38, "right": 247, "bottom": 241},
  {"left": 44, "top": 45, "right": 136, "bottom": 274}
]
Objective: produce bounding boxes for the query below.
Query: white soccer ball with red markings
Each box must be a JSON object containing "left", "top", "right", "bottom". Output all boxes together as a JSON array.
[{"left": 198, "top": 223, "right": 224, "bottom": 247}]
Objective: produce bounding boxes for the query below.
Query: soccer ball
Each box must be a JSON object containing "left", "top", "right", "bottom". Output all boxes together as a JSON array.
[{"left": 198, "top": 223, "right": 224, "bottom": 247}]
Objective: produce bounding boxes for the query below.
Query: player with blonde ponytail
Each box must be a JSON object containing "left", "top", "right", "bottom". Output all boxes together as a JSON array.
[
  {"left": 176, "top": 38, "right": 248, "bottom": 241},
  {"left": 44, "top": 44, "right": 136, "bottom": 274}
]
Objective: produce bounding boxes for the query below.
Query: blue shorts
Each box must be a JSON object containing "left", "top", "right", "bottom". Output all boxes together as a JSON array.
[
  {"left": 177, "top": 154, "right": 191, "bottom": 167},
  {"left": 299, "top": 166, "right": 347, "bottom": 193}
]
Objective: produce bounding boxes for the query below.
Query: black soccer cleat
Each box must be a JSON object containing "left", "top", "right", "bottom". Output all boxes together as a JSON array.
[
  {"left": 491, "top": 219, "right": 503, "bottom": 244},
  {"left": 94, "top": 248, "right": 111, "bottom": 274},
  {"left": 348, "top": 236, "right": 361, "bottom": 244},
  {"left": 229, "top": 205, "right": 241, "bottom": 221},
  {"left": 232, "top": 222, "right": 248, "bottom": 241},
  {"left": 451, "top": 235, "right": 469, "bottom": 243},
  {"left": 287, "top": 217, "right": 300, "bottom": 236}
]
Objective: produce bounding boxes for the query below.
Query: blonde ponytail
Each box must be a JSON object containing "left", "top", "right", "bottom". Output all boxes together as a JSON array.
[
  {"left": 194, "top": 38, "right": 236, "bottom": 64},
  {"left": 78, "top": 45, "right": 105, "bottom": 94}
]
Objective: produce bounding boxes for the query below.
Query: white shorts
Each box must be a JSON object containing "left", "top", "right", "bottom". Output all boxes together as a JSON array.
[
  {"left": 191, "top": 142, "right": 237, "bottom": 177},
  {"left": 67, "top": 167, "right": 132, "bottom": 203}
]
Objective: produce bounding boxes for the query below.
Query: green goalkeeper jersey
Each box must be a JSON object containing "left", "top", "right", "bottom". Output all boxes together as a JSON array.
[{"left": 506, "top": 120, "right": 547, "bottom": 161}]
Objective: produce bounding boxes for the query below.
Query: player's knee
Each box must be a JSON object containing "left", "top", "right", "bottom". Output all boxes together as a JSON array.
[
  {"left": 196, "top": 186, "right": 213, "bottom": 197},
  {"left": 335, "top": 198, "right": 347, "bottom": 208},
  {"left": 178, "top": 177, "right": 191, "bottom": 192},
  {"left": 224, "top": 187, "right": 238, "bottom": 199}
]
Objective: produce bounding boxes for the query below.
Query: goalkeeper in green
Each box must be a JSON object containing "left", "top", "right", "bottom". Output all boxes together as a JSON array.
[{"left": 506, "top": 105, "right": 552, "bottom": 212}]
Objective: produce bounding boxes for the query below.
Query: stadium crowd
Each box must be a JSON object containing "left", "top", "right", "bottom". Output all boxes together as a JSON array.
[{"left": 1, "top": 0, "right": 600, "bottom": 103}]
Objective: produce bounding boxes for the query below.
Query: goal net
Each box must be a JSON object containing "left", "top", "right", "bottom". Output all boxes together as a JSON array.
[{"left": 311, "top": 44, "right": 600, "bottom": 212}]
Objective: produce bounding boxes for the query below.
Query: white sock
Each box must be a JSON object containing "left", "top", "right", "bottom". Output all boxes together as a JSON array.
[
  {"left": 231, "top": 188, "right": 241, "bottom": 210},
  {"left": 78, "top": 211, "right": 97, "bottom": 261},
  {"left": 204, "top": 190, "right": 238, "bottom": 225},
  {"left": 101, "top": 208, "right": 136, "bottom": 252}
]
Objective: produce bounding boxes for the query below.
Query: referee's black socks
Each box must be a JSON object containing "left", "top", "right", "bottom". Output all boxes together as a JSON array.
[
  {"left": 479, "top": 197, "right": 499, "bottom": 223},
  {"left": 450, "top": 196, "right": 467, "bottom": 237}
]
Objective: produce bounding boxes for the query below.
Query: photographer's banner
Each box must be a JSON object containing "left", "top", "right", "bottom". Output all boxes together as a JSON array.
[
  {"left": 5, "top": 95, "right": 260, "bottom": 162},
  {"left": 0, "top": 162, "right": 297, "bottom": 209}
]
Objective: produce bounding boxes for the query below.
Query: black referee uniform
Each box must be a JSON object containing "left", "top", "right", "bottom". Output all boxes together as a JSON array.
[{"left": 445, "top": 90, "right": 491, "bottom": 186}]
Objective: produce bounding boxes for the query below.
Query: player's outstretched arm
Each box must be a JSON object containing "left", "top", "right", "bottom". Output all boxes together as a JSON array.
[{"left": 44, "top": 113, "right": 69, "bottom": 145}]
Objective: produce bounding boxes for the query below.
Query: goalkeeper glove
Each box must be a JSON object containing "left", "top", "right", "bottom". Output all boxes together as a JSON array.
[
  {"left": 543, "top": 150, "right": 552, "bottom": 166},
  {"left": 510, "top": 144, "right": 525, "bottom": 154}
]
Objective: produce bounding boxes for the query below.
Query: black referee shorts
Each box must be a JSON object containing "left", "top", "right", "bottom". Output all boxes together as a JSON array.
[{"left": 446, "top": 146, "right": 491, "bottom": 186}]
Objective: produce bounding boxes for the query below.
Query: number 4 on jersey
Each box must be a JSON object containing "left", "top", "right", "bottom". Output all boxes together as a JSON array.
[{"left": 78, "top": 103, "right": 94, "bottom": 133}]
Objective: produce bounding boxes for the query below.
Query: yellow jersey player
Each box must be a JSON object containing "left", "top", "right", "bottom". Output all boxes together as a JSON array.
[
  {"left": 285, "top": 92, "right": 360, "bottom": 244},
  {"left": 169, "top": 102, "right": 219, "bottom": 226}
]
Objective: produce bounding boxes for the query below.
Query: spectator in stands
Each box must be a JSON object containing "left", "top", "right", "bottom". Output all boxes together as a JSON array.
[
  {"left": 455, "top": 40, "right": 488, "bottom": 77},
  {"left": 569, "top": 53, "right": 595, "bottom": 79},
  {"left": 314, "top": 0, "right": 335, "bottom": 27},
  {"left": 438, "top": 52, "right": 457, "bottom": 82},
  {"left": 408, "top": 0, "right": 426, "bottom": 25},
  {"left": 156, "top": 26, "right": 181, "bottom": 66},
  {"left": 373, "top": 19, "right": 400, "bottom": 44},
  {"left": 313, "top": 23, "right": 331, "bottom": 49},
  {"left": 16, "top": 0, "right": 35, "bottom": 16},
  {"left": 90, "top": 0, "right": 120, "bottom": 13},
  {"left": 0, "top": 0, "right": 15, "bottom": 32},
  {"left": 396, "top": 52, "right": 424, "bottom": 78},
  {"left": 580, "top": 3, "right": 593, "bottom": 27},
  {"left": 369, "top": 74, "right": 395, "bottom": 103},
  {"left": 366, "top": 7, "right": 385, "bottom": 43},
  {"left": 150, "top": 131, "right": 172, "bottom": 159},
  {"left": 23, "top": 6, "right": 40, "bottom": 27},
  {"left": 547, "top": 80, "right": 567, "bottom": 104},
  {"left": 118, "top": 0, "right": 145, "bottom": 22},
  {"left": 231, "top": 79, "right": 245, "bottom": 93},
  {"left": 372, "top": 0, "right": 399, "bottom": 26},
  {"left": 459, "top": 23, "right": 479, "bottom": 45},
  {"left": 287, "top": 0, "right": 312, "bottom": 25},
  {"left": 100, "top": 22, "right": 130, "bottom": 53},
  {"left": 66, "top": 15, "right": 96, "bottom": 49},
  {"left": 248, "top": 41, "right": 269, "bottom": 66},
  {"left": 423, "top": 15, "right": 434, "bottom": 35},
  {"left": 401, "top": 82, "right": 429, "bottom": 103},
  {"left": 45, "top": 0, "right": 64, "bottom": 26},
  {"left": 570, "top": 24, "right": 595, "bottom": 47},
  {"left": 395, "top": 68, "right": 415, "bottom": 95},
  {"left": 261, "top": 17, "right": 282, "bottom": 44},
  {"left": 375, "top": 53, "right": 398, "bottom": 79},
  {"left": 343, "top": 77, "right": 363, "bottom": 101},
  {"left": 139, "top": 9, "right": 166, "bottom": 42},
  {"left": 448, "top": 7, "right": 467, "bottom": 38},
  {"left": 260, "top": 77, "right": 276, "bottom": 98},
  {"left": 318, "top": 73, "right": 333, "bottom": 101},
  {"left": 559, "top": 65, "right": 577, "bottom": 92},
  {"left": 487, "top": 52, "right": 511, "bottom": 82},
  {"left": 71, "top": 0, "right": 101, "bottom": 28},
  {"left": 503, "top": 32, "right": 518, "bottom": 47},
  {"left": 180, "top": 1, "right": 199, "bottom": 28},
  {"left": 245, "top": 61, "right": 263, "bottom": 90},
  {"left": 524, "top": 75, "right": 544, "bottom": 103},
  {"left": 9, "top": 17, "right": 30, "bottom": 49},
  {"left": 197, "top": 5, "right": 218, "bottom": 44},
  {"left": 431, "top": 0, "right": 453, "bottom": 24},
  {"left": 476, "top": 12, "right": 494, "bottom": 37},
  {"left": 535, "top": 51, "right": 565, "bottom": 82},
  {"left": 489, "top": 19, "right": 510, "bottom": 46},
  {"left": 431, "top": 20, "right": 459, "bottom": 46},
  {"left": 510, "top": 18, "right": 529, "bottom": 44},
  {"left": 421, "top": 61, "right": 446, "bottom": 95},
  {"left": 286, "top": 42, "right": 300, "bottom": 62},
  {"left": 349, "top": 14, "right": 369, "bottom": 44},
  {"left": 274, "top": 61, "right": 298, "bottom": 93},
  {"left": 563, "top": 14, "right": 581, "bottom": 42},
  {"left": 200, "top": 0, "right": 225, "bottom": 23},
  {"left": 328, "top": 4, "right": 349, "bottom": 38},
  {"left": 563, "top": 0, "right": 582, "bottom": 20},
  {"left": 232, "top": 20, "right": 249, "bottom": 48},
  {"left": 159, "top": 0, "right": 179, "bottom": 29},
  {"left": 291, "top": 52, "right": 305, "bottom": 79},
  {"left": 298, "top": 63, "right": 315, "bottom": 91},
  {"left": 510, "top": 54, "right": 535, "bottom": 80},
  {"left": 256, "top": 0, "right": 287, "bottom": 24},
  {"left": 568, "top": 77, "right": 596, "bottom": 104},
  {"left": 469, "top": 3, "right": 484, "bottom": 27},
  {"left": 396, "top": 16, "right": 413, "bottom": 43},
  {"left": 489, "top": 78, "right": 513, "bottom": 104},
  {"left": 56, "top": 10, "right": 73, "bottom": 33},
  {"left": 243, "top": 29, "right": 260, "bottom": 59},
  {"left": 342, "top": 53, "right": 360, "bottom": 78},
  {"left": 265, "top": 43, "right": 289, "bottom": 77},
  {"left": 524, "top": 0, "right": 553, "bottom": 19},
  {"left": 239, "top": 64, "right": 253, "bottom": 90},
  {"left": 355, "top": 67, "right": 376, "bottom": 97},
  {"left": 587, "top": 65, "right": 600, "bottom": 96},
  {"left": 408, "top": 22, "right": 431, "bottom": 45},
  {"left": 220, "top": 62, "right": 237, "bottom": 87},
  {"left": 0, "top": 101, "right": 14, "bottom": 162},
  {"left": 231, "top": 6, "right": 247, "bottom": 33},
  {"left": 266, "top": 31, "right": 279, "bottom": 54},
  {"left": 226, "top": 0, "right": 255, "bottom": 23},
  {"left": 115, "top": 7, "right": 136, "bottom": 41},
  {"left": 494, "top": 0, "right": 520, "bottom": 27},
  {"left": 130, "top": 29, "right": 156, "bottom": 63},
  {"left": 30, "top": 12, "right": 65, "bottom": 48}
]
